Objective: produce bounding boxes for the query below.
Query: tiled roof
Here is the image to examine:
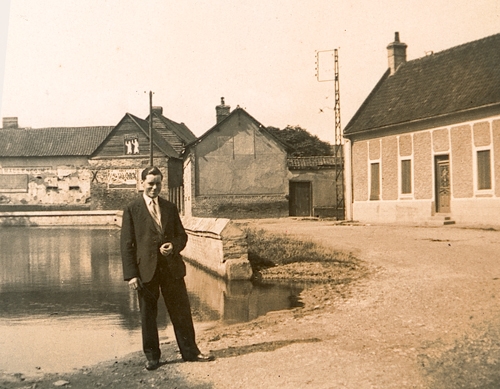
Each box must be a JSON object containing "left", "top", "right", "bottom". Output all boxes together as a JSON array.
[
  {"left": 288, "top": 156, "right": 338, "bottom": 169},
  {"left": 0, "top": 126, "right": 114, "bottom": 157},
  {"left": 344, "top": 33, "right": 500, "bottom": 136},
  {"left": 151, "top": 113, "right": 197, "bottom": 154}
]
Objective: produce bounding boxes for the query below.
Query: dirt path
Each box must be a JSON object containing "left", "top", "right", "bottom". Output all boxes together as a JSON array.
[{"left": 2, "top": 220, "right": 500, "bottom": 388}]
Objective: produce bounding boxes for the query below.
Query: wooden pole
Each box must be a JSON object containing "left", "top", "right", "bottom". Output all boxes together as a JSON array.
[{"left": 149, "top": 91, "right": 153, "bottom": 166}]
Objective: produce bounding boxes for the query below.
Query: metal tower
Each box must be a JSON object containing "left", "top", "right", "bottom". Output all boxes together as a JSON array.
[
  {"left": 333, "top": 49, "right": 345, "bottom": 220},
  {"left": 316, "top": 49, "right": 345, "bottom": 220}
]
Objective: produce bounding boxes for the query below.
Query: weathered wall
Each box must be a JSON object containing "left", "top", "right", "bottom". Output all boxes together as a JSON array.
[
  {"left": 0, "top": 210, "right": 121, "bottom": 227},
  {"left": 181, "top": 216, "right": 252, "bottom": 280},
  {"left": 191, "top": 194, "right": 288, "bottom": 219},
  {"left": 289, "top": 168, "right": 337, "bottom": 216},
  {"left": 187, "top": 110, "right": 288, "bottom": 218},
  {"left": 0, "top": 157, "right": 92, "bottom": 210},
  {"left": 195, "top": 113, "right": 287, "bottom": 196},
  {"left": 89, "top": 157, "right": 169, "bottom": 210}
]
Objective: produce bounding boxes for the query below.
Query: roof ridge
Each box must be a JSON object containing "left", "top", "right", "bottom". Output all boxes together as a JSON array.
[{"left": 407, "top": 32, "right": 500, "bottom": 64}]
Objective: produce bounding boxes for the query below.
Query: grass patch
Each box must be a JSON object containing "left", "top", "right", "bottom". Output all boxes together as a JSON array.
[{"left": 245, "top": 227, "right": 364, "bottom": 282}]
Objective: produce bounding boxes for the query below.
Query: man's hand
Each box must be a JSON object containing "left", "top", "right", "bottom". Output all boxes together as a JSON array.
[
  {"left": 160, "top": 242, "right": 173, "bottom": 256},
  {"left": 128, "top": 277, "right": 143, "bottom": 291}
]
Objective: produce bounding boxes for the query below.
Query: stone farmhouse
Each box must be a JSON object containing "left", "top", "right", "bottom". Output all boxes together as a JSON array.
[
  {"left": 344, "top": 32, "right": 500, "bottom": 225},
  {"left": 0, "top": 117, "right": 113, "bottom": 210},
  {"left": 183, "top": 98, "right": 289, "bottom": 218},
  {"left": 0, "top": 108, "right": 195, "bottom": 212}
]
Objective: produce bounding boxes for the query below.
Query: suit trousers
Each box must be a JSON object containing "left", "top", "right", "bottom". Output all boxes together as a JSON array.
[{"left": 137, "top": 255, "right": 200, "bottom": 361}]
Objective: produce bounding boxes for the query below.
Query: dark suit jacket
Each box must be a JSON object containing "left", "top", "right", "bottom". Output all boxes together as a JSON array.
[{"left": 121, "top": 195, "right": 188, "bottom": 283}]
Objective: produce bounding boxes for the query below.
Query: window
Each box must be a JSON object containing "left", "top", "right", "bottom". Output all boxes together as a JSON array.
[
  {"left": 401, "top": 159, "right": 412, "bottom": 194},
  {"left": 477, "top": 150, "right": 492, "bottom": 190},
  {"left": 370, "top": 163, "right": 380, "bottom": 200}
]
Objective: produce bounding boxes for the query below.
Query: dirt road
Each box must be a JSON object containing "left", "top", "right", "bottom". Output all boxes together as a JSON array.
[{"left": 2, "top": 219, "right": 500, "bottom": 388}]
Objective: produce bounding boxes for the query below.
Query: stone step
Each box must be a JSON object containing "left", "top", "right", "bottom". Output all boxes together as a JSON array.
[{"left": 427, "top": 214, "right": 456, "bottom": 226}]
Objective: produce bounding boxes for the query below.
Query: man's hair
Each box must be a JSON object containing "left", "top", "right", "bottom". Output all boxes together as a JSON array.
[{"left": 141, "top": 166, "right": 163, "bottom": 180}]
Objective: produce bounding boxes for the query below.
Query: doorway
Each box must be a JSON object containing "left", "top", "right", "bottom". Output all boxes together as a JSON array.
[
  {"left": 289, "top": 181, "right": 312, "bottom": 216},
  {"left": 435, "top": 155, "right": 451, "bottom": 213}
]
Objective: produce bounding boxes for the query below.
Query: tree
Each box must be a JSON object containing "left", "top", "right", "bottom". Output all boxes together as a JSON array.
[{"left": 267, "top": 125, "right": 333, "bottom": 157}]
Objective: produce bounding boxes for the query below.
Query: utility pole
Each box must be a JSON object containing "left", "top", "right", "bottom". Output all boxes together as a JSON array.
[
  {"left": 149, "top": 91, "right": 153, "bottom": 166},
  {"left": 316, "top": 49, "right": 345, "bottom": 220},
  {"left": 333, "top": 49, "right": 345, "bottom": 220}
]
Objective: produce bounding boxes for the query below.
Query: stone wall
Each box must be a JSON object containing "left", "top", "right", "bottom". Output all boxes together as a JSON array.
[
  {"left": 0, "top": 210, "right": 121, "bottom": 227},
  {"left": 191, "top": 194, "right": 288, "bottom": 219},
  {"left": 0, "top": 161, "right": 92, "bottom": 210},
  {"left": 88, "top": 157, "right": 168, "bottom": 210},
  {"left": 180, "top": 216, "right": 252, "bottom": 280}
]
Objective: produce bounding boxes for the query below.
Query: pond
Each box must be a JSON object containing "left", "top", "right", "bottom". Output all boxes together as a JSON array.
[{"left": 0, "top": 227, "right": 303, "bottom": 376}]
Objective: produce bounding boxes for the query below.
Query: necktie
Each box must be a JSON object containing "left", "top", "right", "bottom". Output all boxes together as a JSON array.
[{"left": 149, "top": 198, "right": 162, "bottom": 229}]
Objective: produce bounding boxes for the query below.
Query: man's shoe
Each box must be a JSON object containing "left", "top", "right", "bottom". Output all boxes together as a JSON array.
[
  {"left": 145, "top": 359, "right": 160, "bottom": 370},
  {"left": 186, "top": 353, "right": 215, "bottom": 362}
]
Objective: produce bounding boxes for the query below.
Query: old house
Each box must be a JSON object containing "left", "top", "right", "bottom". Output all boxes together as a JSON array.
[
  {"left": 343, "top": 33, "right": 500, "bottom": 225},
  {"left": 183, "top": 99, "right": 289, "bottom": 218},
  {"left": 288, "top": 156, "right": 340, "bottom": 218},
  {"left": 0, "top": 117, "right": 113, "bottom": 210},
  {"left": 90, "top": 107, "right": 195, "bottom": 211}
]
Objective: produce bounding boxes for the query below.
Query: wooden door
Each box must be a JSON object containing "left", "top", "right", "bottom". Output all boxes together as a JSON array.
[
  {"left": 435, "top": 156, "right": 451, "bottom": 213},
  {"left": 289, "top": 181, "right": 312, "bottom": 216}
]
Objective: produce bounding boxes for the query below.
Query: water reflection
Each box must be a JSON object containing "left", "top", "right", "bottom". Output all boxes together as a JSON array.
[{"left": 0, "top": 227, "right": 303, "bottom": 375}]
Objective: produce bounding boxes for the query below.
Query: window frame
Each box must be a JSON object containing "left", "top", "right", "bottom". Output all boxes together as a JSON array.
[
  {"left": 476, "top": 147, "right": 493, "bottom": 193},
  {"left": 399, "top": 158, "right": 413, "bottom": 197},
  {"left": 369, "top": 161, "right": 381, "bottom": 201}
]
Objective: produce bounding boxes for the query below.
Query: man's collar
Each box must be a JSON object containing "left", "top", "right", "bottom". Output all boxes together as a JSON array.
[{"left": 142, "top": 193, "right": 158, "bottom": 204}]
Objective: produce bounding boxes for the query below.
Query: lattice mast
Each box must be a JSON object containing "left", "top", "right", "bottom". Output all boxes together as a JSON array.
[
  {"left": 333, "top": 49, "right": 345, "bottom": 220},
  {"left": 316, "top": 48, "right": 345, "bottom": 220}
]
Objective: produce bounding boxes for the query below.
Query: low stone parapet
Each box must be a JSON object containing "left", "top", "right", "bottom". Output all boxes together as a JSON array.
[
  {"left": 180, "top": 216, "right": 252, "bottom": 280},
  {"left": 0, "top": 210, "right": 122, "bottom": 227}
]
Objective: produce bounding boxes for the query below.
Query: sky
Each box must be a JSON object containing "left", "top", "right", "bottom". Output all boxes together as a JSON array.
[{"left": 0, "top": 0, "right": 499, "bottom": 144}]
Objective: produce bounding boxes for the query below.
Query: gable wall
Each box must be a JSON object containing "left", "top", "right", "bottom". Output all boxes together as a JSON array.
[
  {"left": 93, "top": 117, "right": 151, "bottom": 159},
  {"left": 195, "top": 113, "right": 287, "bottom": 196},
  {"left": 350, "top": 114, "right": 500, "bottom": 225},
  {"left": 188, "top": 112, "right": 288, "bottom": 218}
]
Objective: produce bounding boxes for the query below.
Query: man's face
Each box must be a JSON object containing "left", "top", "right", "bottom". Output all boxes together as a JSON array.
[{"left": 142, "top": 174, "right": 162, "bottom": 198}]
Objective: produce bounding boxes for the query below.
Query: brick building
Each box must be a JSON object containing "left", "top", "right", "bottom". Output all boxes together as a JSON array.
[{"left": 344, "top": 33, "right": 500, "bottom": 225}]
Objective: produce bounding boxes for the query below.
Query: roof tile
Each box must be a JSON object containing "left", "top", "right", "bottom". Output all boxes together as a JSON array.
[
  {"left": 344, "top": 33, "right": 500, "bottom": 136},
  {"left": 0, "top": 126, "right": 114, "bottom": 157}
]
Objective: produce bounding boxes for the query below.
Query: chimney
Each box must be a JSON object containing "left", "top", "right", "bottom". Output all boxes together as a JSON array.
[
  {"left": 216, "top": 97, "right": 230, "bottom": 123},
  {"left": 152, "top": 106, "right": 163, "bottom": 115},
  {"left": 387, "top": 32, "right": 407, "bottom": 75},
  {"left": 2, "top": 117, "right": 18, "bottom": 129}
]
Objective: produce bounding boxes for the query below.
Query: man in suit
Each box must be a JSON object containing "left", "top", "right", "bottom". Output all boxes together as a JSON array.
[{"left": 121, "top": 166, "right": 213, "bottom": 370}]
